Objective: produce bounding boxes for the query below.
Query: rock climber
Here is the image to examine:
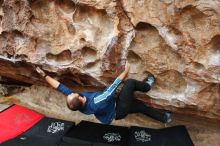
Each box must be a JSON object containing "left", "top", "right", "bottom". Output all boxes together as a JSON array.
[{"left": 35, "top": 62, "right": 171, "bottom": 124}]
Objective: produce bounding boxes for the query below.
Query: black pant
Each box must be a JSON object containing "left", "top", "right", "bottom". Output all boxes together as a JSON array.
[{"left": 115, "top": 79, "right": 167, "bottom": 123}]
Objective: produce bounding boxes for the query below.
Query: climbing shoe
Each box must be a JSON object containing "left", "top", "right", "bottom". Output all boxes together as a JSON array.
[{"left": 145, "top": 73, "right": 155, "bottom": 87}]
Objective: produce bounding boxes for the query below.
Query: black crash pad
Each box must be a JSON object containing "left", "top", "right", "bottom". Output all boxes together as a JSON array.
[
  {"left": 23, "top": 117, "right": 74, "bottom": 139},
  {"left": 63, "top": 120, "right": 129, "bottom": 146},
  {"left": 128, "top": 126, "right": 159, "bottom": 146},
  {"left": 128, "top": 125, "right": 194, "bottom": 146},
  {"left": 59, "top": 138, "right": 92, "bottom": 146},
  {"left": 0, "top": 135, "right": 57, "bottom": 146},
  {"left": 159, "top": 125, "right": 194, "bottom": 146},
  {"left": 60, "top": 137, "right": 121, "bottom": 146}
]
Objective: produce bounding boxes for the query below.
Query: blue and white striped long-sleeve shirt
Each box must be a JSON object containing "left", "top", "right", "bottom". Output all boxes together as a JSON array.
[{"left": 57, "top": 78, "right": 122, "bottom": 124}]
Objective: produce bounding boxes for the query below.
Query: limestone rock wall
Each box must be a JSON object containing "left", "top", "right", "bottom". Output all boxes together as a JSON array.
[{"left": 0, "top": 0, "right": 219, "bottom": 120}]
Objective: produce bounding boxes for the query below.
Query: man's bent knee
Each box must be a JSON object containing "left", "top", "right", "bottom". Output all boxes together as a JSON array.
[
  {"left": 115, "top": 106, "right": 129, "bottom": 120},
  {"left": 124, "top": 79, "right": 136, "bottom": 85},
  {"left": 115, "top": 112, "right": 127, "bottom": 120}
]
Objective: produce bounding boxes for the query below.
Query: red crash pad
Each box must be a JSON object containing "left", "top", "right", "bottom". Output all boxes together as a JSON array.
[{"left": 0, "top": 105, "right": 43, "bottom": 143}]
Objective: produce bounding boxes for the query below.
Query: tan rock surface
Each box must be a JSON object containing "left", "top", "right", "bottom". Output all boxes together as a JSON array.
[{"left": 0, "top": 0, "right": 219, "bottom": 121}]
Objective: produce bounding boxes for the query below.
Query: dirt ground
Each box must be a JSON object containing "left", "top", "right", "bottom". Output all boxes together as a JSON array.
[{"left": 0, "top": 85, "right": 220, "bottom": 146}]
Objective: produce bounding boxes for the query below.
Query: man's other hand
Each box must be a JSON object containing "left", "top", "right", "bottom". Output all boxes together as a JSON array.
[
  {"left": 36, "top": 67, "right": 46, "bottom": 77},
  {"left": 125, "top": 61, "right": 130, "bottom": 72}
]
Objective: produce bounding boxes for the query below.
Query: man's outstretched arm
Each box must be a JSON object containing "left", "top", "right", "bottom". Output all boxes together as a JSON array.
[
  {"left": 93, "top": 61, "right": 130, "bottom": 105},
  {"left": 117, "top": 61, "right": 130, "bottom": 81},
  {"left": 36, "top": 67, "right": 60, "bottom": 89},
  {"left": 36, "top": 67, "right": 74, "bottom": 96}
]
